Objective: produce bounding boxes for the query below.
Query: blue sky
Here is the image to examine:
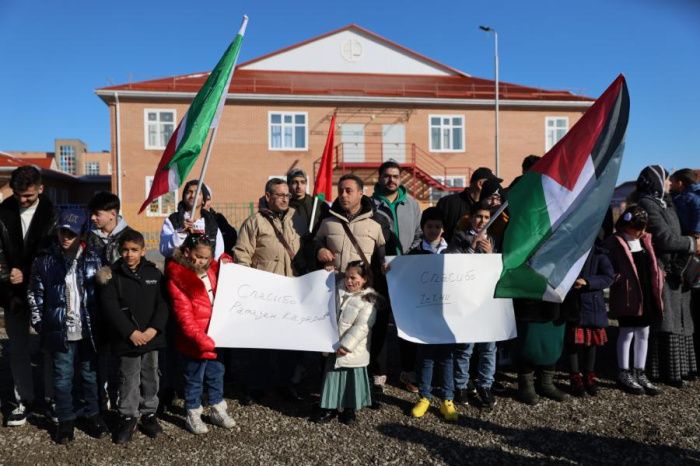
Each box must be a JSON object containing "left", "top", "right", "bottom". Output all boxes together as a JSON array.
[{"left": 0, "top": 0, "right": 697, "bottom": 182}]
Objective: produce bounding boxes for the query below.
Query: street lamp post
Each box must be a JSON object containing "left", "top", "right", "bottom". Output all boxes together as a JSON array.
[{"left": 480, "top": 25, "right": 499, "bottom": 177}]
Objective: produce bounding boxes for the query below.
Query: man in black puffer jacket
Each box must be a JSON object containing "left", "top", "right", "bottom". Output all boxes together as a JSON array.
[{"left": 98, "top": 229, "right": 169, "bottom": 444}]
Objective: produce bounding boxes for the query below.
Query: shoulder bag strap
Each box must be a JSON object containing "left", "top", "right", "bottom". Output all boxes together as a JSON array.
[
  {"left": 340, "top": 221, "right": 371, "bottom": 266},
  {"left": 262, "top": 214, "right": 297, "bottom": 262}
]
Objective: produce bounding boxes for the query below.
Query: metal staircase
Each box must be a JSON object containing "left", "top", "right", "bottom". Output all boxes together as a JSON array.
[{"left": 322, "top": 142, "right": 472, "bottom": 202}]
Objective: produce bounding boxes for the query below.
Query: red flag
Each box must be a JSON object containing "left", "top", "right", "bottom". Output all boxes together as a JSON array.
[{"left": 313, "top": 114, "right": 336, "bottom": 201}]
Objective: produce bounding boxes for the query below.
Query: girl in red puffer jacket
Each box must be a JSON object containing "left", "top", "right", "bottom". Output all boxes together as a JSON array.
[{"left": 166, "top": 233, "right": 235, "bottom": 434}]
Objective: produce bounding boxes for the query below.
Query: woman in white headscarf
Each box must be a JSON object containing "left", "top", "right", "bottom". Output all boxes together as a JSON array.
[{"left": 637, "top": 165, "right": 699, "bottom": 386}]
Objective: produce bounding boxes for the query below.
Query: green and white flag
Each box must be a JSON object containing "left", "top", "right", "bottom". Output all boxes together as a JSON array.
[{"left": 140, "top": 15, "right": 248, "bottom": 213}]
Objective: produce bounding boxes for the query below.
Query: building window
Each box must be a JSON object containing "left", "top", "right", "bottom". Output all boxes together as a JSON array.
[
  {"left": 429, "top": 176, "right": 465, "bottom": 202},
  {"left": 545, "top": 117, "right": 569, "bottom": 152},
  {"left": 145, "top": 176, "right": 177, "bottom": 217},
  {"left": 145, "top": 109, "right": 176, "bottom": 150},
  {"left": 59, "top": 145, "right": 76, "bottom": 175},
  {"left": 84, "top": 162, "right": 100, "bottom": 176},
  {"left": 429, "top": 115, "right": 464, "bottom": 152},
  {"left": 269, "top": 112, "right": 307, "bottom": 150}
]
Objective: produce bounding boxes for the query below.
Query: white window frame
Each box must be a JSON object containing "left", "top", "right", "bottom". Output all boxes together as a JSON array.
[
  {"left": 545, "top": 116, "right": 569, "bottom": 152},
  {"left": 429, "top": 175, "right": 466, "bottom": 202},
  {"left": 268, "top": 111, "right": 308, "bottom": 151},
  {"left": 144, "top": 176, "right": 178, "bottom": 217},
  {"left": 428, "top": 114, "right": 465, "bottom": 153},
  {"left": 144, "top": 108, "right": 177, "bottom": 150},
  {"left": 84, "top": 162, "right": 100, "bottom": 176},
  {"left": 59, "top": 144, "right": 77, "bottom": 175}
]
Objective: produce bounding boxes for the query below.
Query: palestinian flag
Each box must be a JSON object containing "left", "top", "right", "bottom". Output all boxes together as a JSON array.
[
  {"left": 139, "top": 16, "right": 248, "bottom": 213},
  {"left": 495, "top": 75, "right": 629, "bottom": 302},
  {"left": 313, "top": 114, "right": 336, "bottom": 202}
]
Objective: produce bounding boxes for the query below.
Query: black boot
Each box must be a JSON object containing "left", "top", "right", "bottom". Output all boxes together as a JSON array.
[
  {"left": 517, "top": 372, "right": 539, "bottom": 405},
  {"left": 635, "top": 369, "right": 662, "bottom": 396},
  {"left": 140, "top": 413, "right": 163, "bottom": 438},
  {"left": 54, "top": 420, "right": 75, "bottom": 445},
  {"left": 617, "top": 369, "right": 645, "bottom": 395},
  {"left": 339, "top": 409, "right": 357, "bottom": 425},
  {"left": 84, "top": 413, "right": 110, "bottom": 439},
  {"left": 113, "top": 416, "right": 138, "bottom": 444},
  {"left": 310, "top": 407, "right": 336, "bottom": 423},
  {"left": 538, "top": 369, "right": 569, "bottom": 402}
]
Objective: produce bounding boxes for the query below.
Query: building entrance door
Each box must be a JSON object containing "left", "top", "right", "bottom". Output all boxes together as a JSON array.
[
  {"left": 382, "top": 124, "right": 405, "bottom": 163},
  {"left": 340, "top": 124, "right": 365, "bottom": 162}
]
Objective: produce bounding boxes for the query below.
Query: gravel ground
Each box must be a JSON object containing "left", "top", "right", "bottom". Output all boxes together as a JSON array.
[{"left": 0, "top": 322, "right": 699, "bottom": 465}]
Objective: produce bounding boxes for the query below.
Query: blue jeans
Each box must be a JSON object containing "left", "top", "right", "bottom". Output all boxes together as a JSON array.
[
  {"left": 417, "top": 344, "right": 454, "bottom": 401},
  {"left": 183, "top": 355, "right": 225, "bottom": 410},
  {"left": 453, "top": 342, "right": 497, "bottom": 390},
  {"left": 52, "top": 340, "right": 99, "bottom": 422}
]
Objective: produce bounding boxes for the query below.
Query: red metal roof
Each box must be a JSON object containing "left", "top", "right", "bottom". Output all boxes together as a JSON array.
[
  {"left": 98, "top": 69, "right": 591, "bottom": 102},
  {"left": 97, "top": 24, "right": 591, "bottom": 102},
  {"left": 21, "top": 157, "right": 53, "bottom": 169},
  {"left": 0, "top": 153, "right": 25, "bottom": 168}
]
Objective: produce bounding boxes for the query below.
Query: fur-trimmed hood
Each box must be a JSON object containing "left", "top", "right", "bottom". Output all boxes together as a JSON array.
[
  {"left": 96, "top": 258, "right": 160, "bottom": 286},
  {"left": 96, "top": 265, "right": 112, "bottom": 285}
]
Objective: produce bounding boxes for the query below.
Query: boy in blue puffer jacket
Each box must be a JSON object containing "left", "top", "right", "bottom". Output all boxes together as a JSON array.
[{"left": 27, "top": 209, "right": 109, "bottom": 444}]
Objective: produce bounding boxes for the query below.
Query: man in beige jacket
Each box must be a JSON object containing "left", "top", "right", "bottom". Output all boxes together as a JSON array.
[
  {"left": 233, "top": 178, "right": 307, "bottom": 403},
  {"left": 315, "top": 174, "right": 393, "bottom": 402},
  {"left": 315, "top": 174, "right": 387, "bottom": 273},
  {"left": 235, "top": 178, "right": 306, "bottom": 276}
]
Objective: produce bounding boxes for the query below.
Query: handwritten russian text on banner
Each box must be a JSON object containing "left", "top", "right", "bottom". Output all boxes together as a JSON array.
[
  {"left": 208, "top": 264, "right": 338, "bottom": 352},
  {"left": 386, "top": 254, "right": 516, "bottom": 344}
]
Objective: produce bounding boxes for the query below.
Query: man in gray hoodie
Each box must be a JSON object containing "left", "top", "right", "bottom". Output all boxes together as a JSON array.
[
  {"left": 88, "top": 192, "right": 133, "bottom": 265},
  {"left": 87, "top": 191, "right": 134, "bottom": 412},
  {"left": 370, "top": 161, "right": 422, "bottom": 395}
]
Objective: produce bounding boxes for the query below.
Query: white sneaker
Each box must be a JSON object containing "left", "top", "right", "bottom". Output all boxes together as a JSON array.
[
  {"left": 209, "top": 401, "right": 236, "bottom": 429},
  {"left": 185, "top": 406, "right": 209, "bottom": 434},
  {"left": 7, "top": 402, "right": 28, "bottom": 427}
]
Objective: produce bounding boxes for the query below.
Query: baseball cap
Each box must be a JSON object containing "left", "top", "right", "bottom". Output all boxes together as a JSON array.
[
  {"left": 57, "top": 209, "right": 86, "bottom": 235},
  {"left": 470, "top": 167, "right": 503, "bottom": 185}
]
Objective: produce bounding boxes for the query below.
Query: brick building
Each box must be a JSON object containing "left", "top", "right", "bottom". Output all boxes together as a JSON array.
[
  {"left": 96, "top": 24, "right": 593, "bottom": 247},
  {"left": 10, "top": 139, "right": 112, "bottom": 177},
  {"left": 0, "top": 151, "right": 109, "bottom": 204}
]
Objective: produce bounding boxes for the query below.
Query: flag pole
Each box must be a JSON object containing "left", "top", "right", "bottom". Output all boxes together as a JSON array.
[
  {"left": 190, "top": 15, "right": 249, "bottom": 221},
  {"left": 483, "top": 200, "right": 508, "bottom": 234},
  {"left": 190, "top": 127, "right": 218, "bottom": 220},
  {"left": 309, "top": 196, "right": 320, "bottom": 233}
]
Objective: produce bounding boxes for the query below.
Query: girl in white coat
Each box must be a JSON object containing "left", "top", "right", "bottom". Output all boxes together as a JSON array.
[{"left": 313, "top": 261, "right": 378, "bottom": 425}]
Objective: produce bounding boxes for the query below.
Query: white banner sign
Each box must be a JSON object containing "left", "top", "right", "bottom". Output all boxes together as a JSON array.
[
  {"left": 386, "top": 254, "right": 516, "bottom": 344},
  {"left": 208, "top": 263, "right": 338, "bottom": 352}
]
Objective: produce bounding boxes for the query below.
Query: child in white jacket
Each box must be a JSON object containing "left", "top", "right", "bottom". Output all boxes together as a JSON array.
[{"left": 312, "top": 261, "right": 378, "bottom": 425}]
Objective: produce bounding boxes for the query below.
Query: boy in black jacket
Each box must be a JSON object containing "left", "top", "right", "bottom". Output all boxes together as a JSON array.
[
  {"left": 447, "top": 200, "right": 498, "bottom": 410},
  {"left": 98, "top": 230, "right": 169, "bottom": 444}
]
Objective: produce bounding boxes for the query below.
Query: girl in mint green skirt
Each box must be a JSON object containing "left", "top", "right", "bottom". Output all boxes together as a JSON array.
[{"left": 313, "top": 261, "right": 378, "bottom": 425}]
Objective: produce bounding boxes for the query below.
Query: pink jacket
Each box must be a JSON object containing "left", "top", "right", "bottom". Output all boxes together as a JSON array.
[{"left": 606, "top": 232, "right": 664, "bottom": 318}]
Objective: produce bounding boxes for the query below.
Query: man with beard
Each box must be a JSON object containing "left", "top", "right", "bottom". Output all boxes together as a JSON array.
[{"left": 371, "top": 161, "right": 422, "bottom": 393}]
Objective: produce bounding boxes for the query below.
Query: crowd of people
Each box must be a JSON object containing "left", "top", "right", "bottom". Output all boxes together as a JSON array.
[{"left": 0, "top": 159, "right": 697, "bottom": 445}]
